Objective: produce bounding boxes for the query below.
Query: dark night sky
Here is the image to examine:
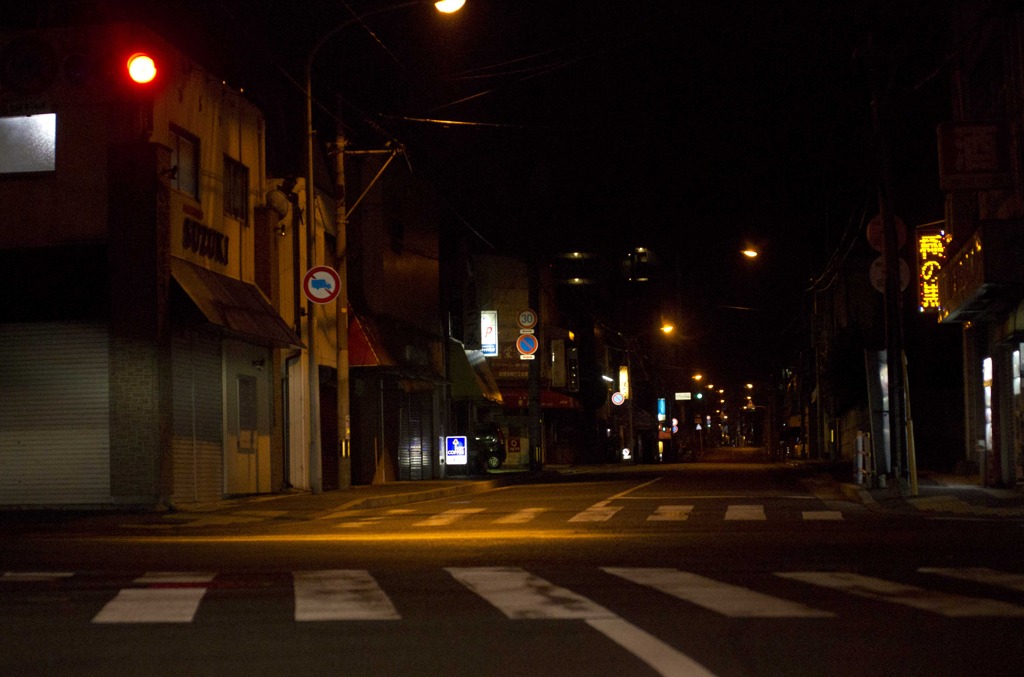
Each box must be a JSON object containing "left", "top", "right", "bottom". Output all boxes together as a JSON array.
[{"left": 6, "top": 0, "right": 954, "bottom": 383}]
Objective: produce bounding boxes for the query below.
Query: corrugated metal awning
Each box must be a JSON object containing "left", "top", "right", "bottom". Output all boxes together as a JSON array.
[
  {"left": 448, "top": 339, "right": 502, "bottom": 404},
  {"left": 171, "top": 258, "right": 302, "bottom": 349}
]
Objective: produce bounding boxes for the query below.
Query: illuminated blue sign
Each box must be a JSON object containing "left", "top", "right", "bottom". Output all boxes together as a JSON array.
[{"left": 445, "top": 436, "right": 468, "bottom": 466}]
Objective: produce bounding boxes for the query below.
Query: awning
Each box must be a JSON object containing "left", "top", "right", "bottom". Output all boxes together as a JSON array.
[
  {"left": 349, "top": 313, "right": 396, "bottom": 367},
  {"left": 348, "top": 312, "right": 443, "bottom": 383},
  {"left": 171, "top": 258, "right": 302, "bottom": 349},
  {"left": 448, "top": 340, "right": 502, "bottom": 404}
]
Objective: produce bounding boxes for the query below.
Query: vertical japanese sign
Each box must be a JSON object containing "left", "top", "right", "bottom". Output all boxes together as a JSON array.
[{"left": 916, "top": 226, "right": 950, "bottom": 313}]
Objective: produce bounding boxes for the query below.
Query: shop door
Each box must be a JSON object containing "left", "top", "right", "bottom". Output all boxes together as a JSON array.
[{"left": 224, "top": 341, "right": 271, "bottom": 495}]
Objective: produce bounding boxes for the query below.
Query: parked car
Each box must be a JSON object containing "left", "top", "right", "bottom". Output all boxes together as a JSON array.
[{"left": 469, "top": 423, "right": 506, "bottom": 471}]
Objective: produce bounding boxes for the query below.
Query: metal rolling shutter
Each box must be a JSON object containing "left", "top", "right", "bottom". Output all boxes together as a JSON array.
[
  {"left": 0, "top": 323, "right": 111, "bottom": 505},
  {"left": 398, "top": 391, "right": 433, "bottom": 480},
  {"left": 171, "top": 328, "right": 224, "bottom": 504}
]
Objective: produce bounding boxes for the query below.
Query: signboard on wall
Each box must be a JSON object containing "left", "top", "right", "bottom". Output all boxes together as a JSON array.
[
  {"left": 480, "top": 310, "right": 498, "bottom": 357},
  {"left": 937, "top": 122, "right": 1012, "bottom": 191},
  {"left": 916, "top": 225, "right": 950, "bottom": 313}
]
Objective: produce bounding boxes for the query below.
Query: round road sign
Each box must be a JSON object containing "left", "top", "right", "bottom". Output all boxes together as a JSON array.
[
  {"left": 516, "top": 333, "right": 539, "bottom": 356},
  {"left": 517, "top": 308, "right": 538, "bottom": 329},
  {"left": 303, "top": 265, "right": 342, "bottom": 304},
  {"left": 611, "top": 392, "right": 625, "bottom": 406}
]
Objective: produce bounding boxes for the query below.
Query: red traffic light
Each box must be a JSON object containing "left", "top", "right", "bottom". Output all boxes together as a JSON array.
[{"left": 126, "top": 52, "right": 157, "bottom": 84}]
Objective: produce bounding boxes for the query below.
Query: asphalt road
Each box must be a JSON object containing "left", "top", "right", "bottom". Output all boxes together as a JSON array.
[{"left": 3, "top": 449, "right": 1023, "bottom": 676}]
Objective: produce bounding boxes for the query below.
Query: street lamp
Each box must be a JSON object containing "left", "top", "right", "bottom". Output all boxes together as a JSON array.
[
  {"left": 617, "top": 321, "right": 675, "bottom": 463},
  {"left": 303, "top": 0, "right": 464, "bottom": 493}
]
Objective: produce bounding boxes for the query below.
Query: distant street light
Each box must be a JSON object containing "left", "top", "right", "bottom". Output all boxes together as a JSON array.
[{"left": 741, "top": 248, "right": 759, "bottom": 258}]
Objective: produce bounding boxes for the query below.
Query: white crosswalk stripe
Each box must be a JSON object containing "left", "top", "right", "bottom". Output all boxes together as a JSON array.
[
  {"left": 447, "top": 566, "right": 613, "bottom": 619},
  {"left": 568, "top": 501, "right": 622, "bottom": 522},
  {"left": 293, "top": 570, "right": 399, "bottom": 621},
  {"left": 647, "top": 505, "right": 694, "bottom": 521},
  {"left": 802, "top": 510, "right": 844, "bottom": 520},
  {"left": 413, "top": 507, "right": 485, "bottom": 527},
  {"left": 919, "top": 567, "right": 1024, "bottom": 592},
  {"left": 446, "top": 566, "right": 716, "bottom": 676},
  {"left": 776, "top": 571, "right": 1024, "bottom": 617},
  {"left": 91, "top": 572, "right": 215, "bottom": 624},
  {"left": 725, "top": 504, "right": 766, "bottom": 520},
  {"left": 493, "top": 508, "right": 547, "bottom": 524},
  {"left": 603, "top": 567, "right": 834, "bottom": 617}
]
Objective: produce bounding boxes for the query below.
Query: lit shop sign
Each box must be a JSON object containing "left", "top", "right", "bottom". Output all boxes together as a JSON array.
[
  {"left": 445, "top": 436, "right": 468, "bottom": 466},
  {"left": 917, "top": 226, "right": 950, "bottom": 313},
  {"left": 480, "top": 310, "right": 498, "bottom": 357}
]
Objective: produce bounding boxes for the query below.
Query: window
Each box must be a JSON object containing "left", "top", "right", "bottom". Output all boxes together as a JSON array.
[
  {"left": 169, "top": 124, "right": 199, "bottom": 199},
  {"left": 0, "top": 113, "right": 56, "bottom": 173},
  {"left": 223, "top": 155, "right": 249, "bottom": 223}
]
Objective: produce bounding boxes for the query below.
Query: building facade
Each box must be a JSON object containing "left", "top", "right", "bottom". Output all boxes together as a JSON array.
[
  {"left": 0, "top": 23, "right": 300, "bottom": 506},
  {"left": 937, "top": 2, "right": 1024, "bottom": 487}
]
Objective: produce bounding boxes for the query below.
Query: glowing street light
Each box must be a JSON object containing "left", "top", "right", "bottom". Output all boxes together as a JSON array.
[{"left": 434, "top": 0, "right": 466, "bottom": 11}]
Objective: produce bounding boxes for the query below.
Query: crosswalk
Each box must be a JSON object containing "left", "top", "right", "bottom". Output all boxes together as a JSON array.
[
  {"left": 328, "top": 501, "right": 853, "bottom": 529},
  {"left": 3, "top": 565, "right": 1022, "bottom": 625},
  {"left": 5, "top": 565, "right": 1021, "bottom": 677}
]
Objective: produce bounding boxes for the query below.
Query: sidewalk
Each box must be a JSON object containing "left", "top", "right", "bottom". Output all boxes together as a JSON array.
[
  {"left": 837, "top": 470, "right": 1024, "bottom": 518},
  {"left": 0, "top": 475, "right": 515, "bottom": 535}
]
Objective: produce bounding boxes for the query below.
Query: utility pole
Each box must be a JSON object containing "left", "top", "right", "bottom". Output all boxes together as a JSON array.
[
  {"left": 334, "top": 133, "right": 351, "bottom": 489},
  {"left": 528, "top": 258, "right": 542, "bottom": 471},
  {"left": 870, "top": 41, "right": 907, "bottom": 492}
]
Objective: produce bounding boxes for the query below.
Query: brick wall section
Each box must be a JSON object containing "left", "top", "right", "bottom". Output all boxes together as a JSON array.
[
  {"left": 108, "top": 337, "right": 162, "bottom": 499},
  {"left": 107, "top": 140, "right": 173, "bottom": 503}
]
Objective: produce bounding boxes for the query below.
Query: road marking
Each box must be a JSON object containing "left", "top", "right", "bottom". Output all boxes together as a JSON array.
[
  {"left": 725, "top": 504, "right": 766, "bottom": 521},
  {"left": 1, "top": 572, "right": 74, "bottom": 582},
  {"left": 919, "top": 567, "right": 1024, "bottom": 592},
  {"left": 587, "top": 618, "right": 718, "bottom": 676},
  {"left": 802, "top": 510, "right": 844, "bottom": 520},
  {"left": 337, "top": 517, "right": 385, "bottom": 528},
  {"left": 607, "top": 477, "right": 664, "bottom": 500},
  {"left": 647, "top": 505, "right": 694, "bottom": 521},
  {"left": 293, "top": 570, "right": 400, "bottom": 621},
  {"left": 447, "top": 566, "right": 716, "bottom": 676},
  {"left": 777, "top": 571, "right": 1024, "bottom": 617},
  {"left": 91, "top": 572, "right": 215, "bottom": 623},
  {"left": 413, "top": 508, "right": 485, "bottom": 527},
  {"left": 569, "top": 505, "right": 622, "bottom": 522},
  {"left": 493, "top": 508, "right": 546, "bottom": 524},
  {"left": 603, "top": 567, "right": 834, "bottom": 618},
  {"left": 447, "top": 566, "right": 613, "bottom": 619}
]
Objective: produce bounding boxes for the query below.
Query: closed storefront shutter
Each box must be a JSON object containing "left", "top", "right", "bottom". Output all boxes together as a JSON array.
[
  {"left": 171, "top": 328, "right": 223, "bottom": 504},
  {"left": 0, "top": 323, "right": 111, "bottom": 505},
  {"left": 398, "top": 391, "right": 433, "bottom": 481}
]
